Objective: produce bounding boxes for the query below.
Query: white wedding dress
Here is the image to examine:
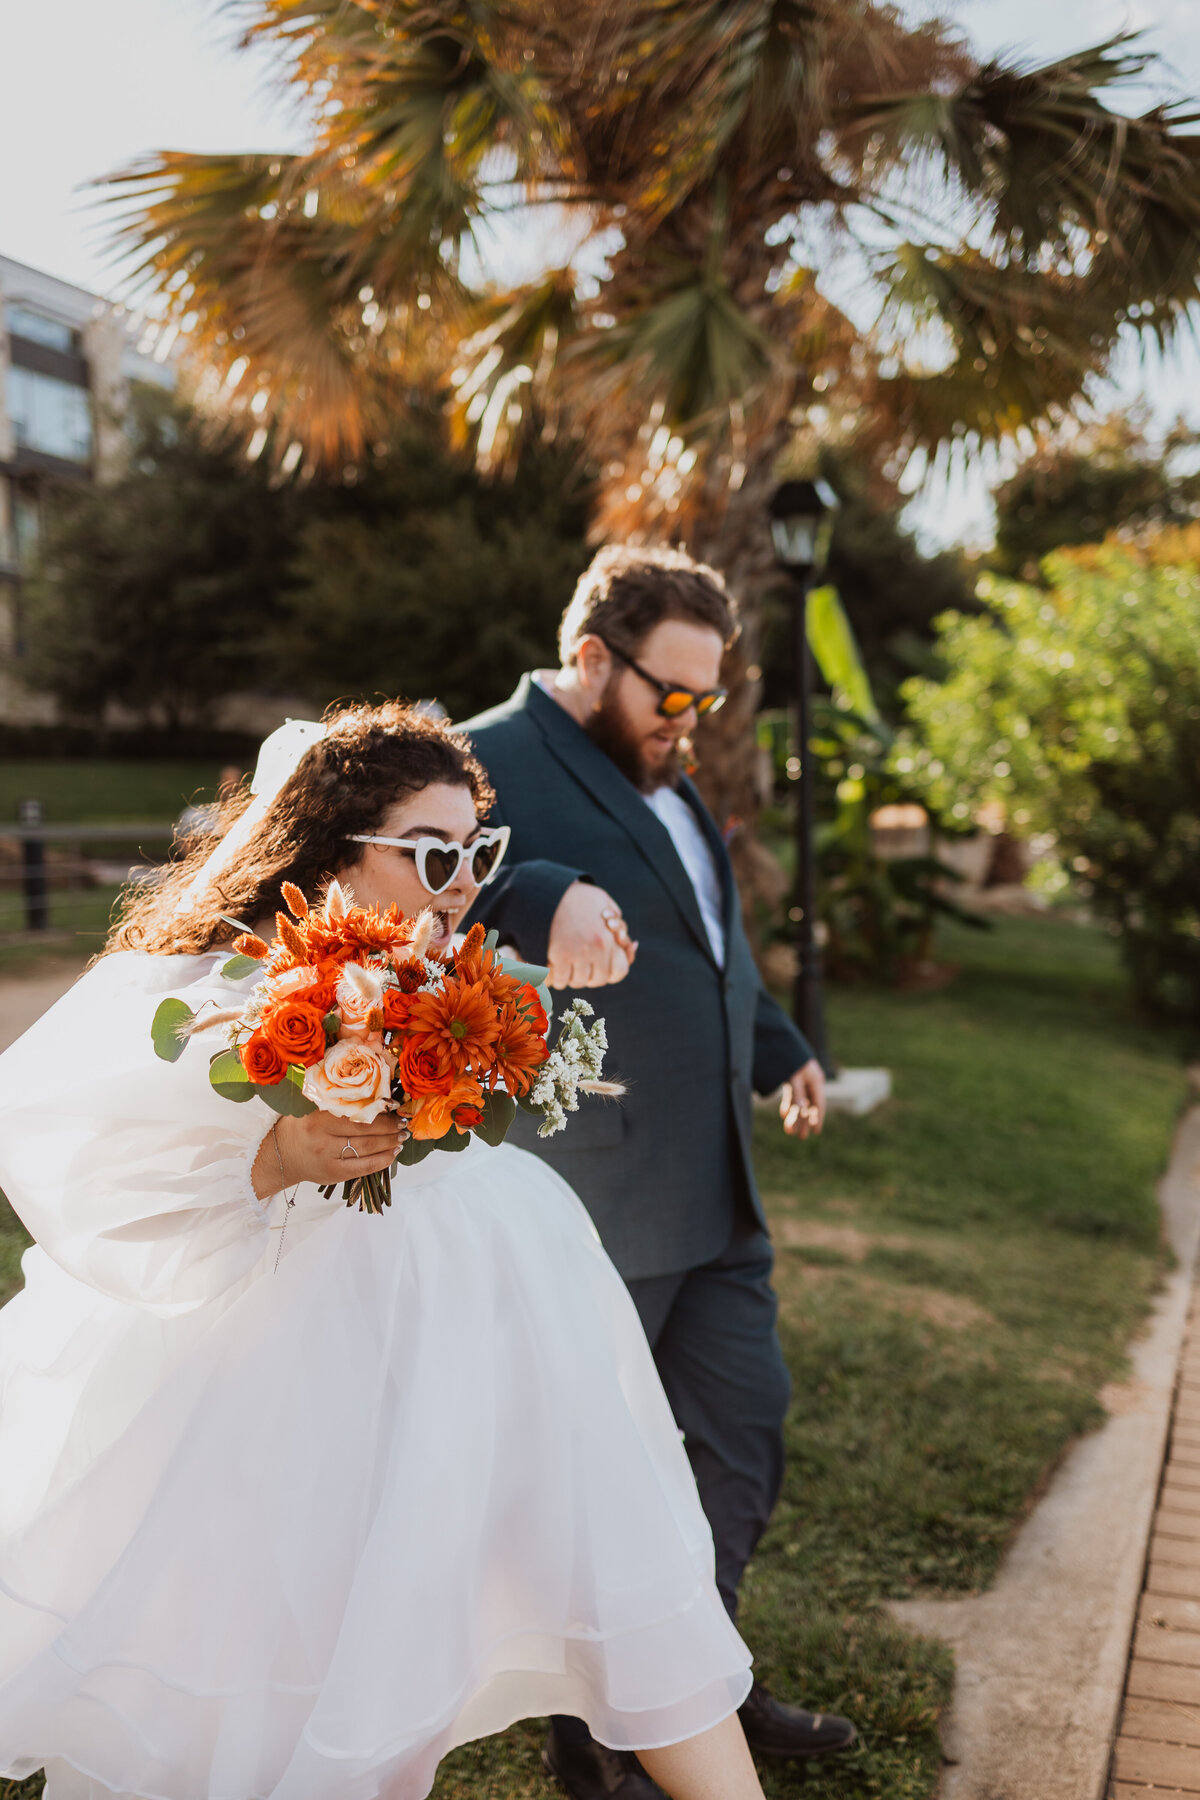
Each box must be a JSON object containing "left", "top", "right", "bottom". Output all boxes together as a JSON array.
[{"left": 0, "top": 951, "right": 751, "bottom": 1800}]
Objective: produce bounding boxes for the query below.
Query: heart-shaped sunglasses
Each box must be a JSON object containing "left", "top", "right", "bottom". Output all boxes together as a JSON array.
[{"left": 347, "top": 824, "right": 510, "bottom": 896}]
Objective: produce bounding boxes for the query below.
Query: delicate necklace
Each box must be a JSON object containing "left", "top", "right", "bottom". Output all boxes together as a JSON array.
[{"left": 270, "top": 1122, "right": 297, "bottom": 1273}]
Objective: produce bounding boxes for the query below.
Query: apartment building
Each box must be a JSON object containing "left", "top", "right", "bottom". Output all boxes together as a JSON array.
[{"left": 0, "top": 253, "right": 173, "bottom": 720}]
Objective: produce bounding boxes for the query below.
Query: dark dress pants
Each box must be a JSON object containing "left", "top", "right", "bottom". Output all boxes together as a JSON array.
[
  {"left": 625, "top": 1219, "right": 791, "bottom": 1621},
  {"left": 546, "top": 1219, "right": 790, "bottom": 1758}
]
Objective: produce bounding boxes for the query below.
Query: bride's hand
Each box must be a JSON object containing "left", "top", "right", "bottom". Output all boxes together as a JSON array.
[{"left": 253, "top": 1110, "right": 409, "bottom": 1199}]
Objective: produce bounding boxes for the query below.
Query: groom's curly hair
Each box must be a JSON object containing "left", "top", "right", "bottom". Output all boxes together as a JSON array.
[
  {"left": 106, "top": 701, "right": 494, "bottom": 957},
  {"left": 559, "top": 545, "right": 739, "bottom": 664}
]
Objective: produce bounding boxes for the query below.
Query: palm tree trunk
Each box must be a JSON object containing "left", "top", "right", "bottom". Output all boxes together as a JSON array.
[{"left": 680, "top": 449, "right": 792, "bottom": 951}]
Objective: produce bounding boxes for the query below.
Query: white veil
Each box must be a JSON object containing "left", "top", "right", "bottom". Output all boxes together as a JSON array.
[{"left": 176, "top": 718, "right": 328, "bottom": 914}]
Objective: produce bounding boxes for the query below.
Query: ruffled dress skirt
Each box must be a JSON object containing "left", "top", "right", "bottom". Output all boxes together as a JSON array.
[{"left": 0, "top": 1136, "right": 751, "bottom": 1800}]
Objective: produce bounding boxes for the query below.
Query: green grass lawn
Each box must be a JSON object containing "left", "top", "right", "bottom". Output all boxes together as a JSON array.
[
  {"left": 0, "top": 914, "right": 1186, "bottom": 1800},
  {"left": 0, "top": 760, "right": 229, "bottom": 826},
  {"left": 0, "top": 761, "right": 228, "bottom": 973}
]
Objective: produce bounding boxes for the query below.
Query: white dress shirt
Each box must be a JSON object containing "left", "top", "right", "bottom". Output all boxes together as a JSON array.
[{"left": 644, "top": 785, "right": 726, "bottom": 967}]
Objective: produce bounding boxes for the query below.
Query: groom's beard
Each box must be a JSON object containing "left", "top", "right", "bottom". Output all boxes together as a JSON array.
[{"left": 584, "top": 682, "right": 685, "bottom": 794}]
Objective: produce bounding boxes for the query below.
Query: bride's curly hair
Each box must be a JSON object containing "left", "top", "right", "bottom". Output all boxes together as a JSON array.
[{"left": 107, "top": 700, "right": 494, "bottom": 957}]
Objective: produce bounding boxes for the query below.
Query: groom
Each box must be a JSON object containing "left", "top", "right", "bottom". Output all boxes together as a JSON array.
[{"left": 461, "top": 546, "right": 857, "bottom": 1798}]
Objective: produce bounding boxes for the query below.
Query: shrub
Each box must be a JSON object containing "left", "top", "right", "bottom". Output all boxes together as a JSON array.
[{"left": 900, "top": 540, "right": 1200, "bottom": 1020}]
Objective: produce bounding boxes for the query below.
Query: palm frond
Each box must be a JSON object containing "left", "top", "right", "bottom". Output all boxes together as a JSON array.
[
  {"left": 101, "top": 152, "right": 415, "bottom": 464},
  {"left": 447, "top": 269, "right": 582, "bottom": 471},
  {"left": 869, "top": 244, "right": 1114, "bottom": 446},
  {"left": 836, "top": 33, "right": 1200, "bottom": 282}
]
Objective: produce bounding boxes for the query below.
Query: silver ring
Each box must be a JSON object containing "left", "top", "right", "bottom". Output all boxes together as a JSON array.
[{"left": 340, "top": 1140, "right": 360, "bottom": 1161}]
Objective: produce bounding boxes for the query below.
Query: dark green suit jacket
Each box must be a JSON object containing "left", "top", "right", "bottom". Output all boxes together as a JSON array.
[{"left": 460, "top": 675, "right": 813, "bottom": 1280}]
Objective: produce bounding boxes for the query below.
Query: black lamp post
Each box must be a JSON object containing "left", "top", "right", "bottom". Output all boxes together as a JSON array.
[{"left": 768, "top": 477, "right": 838, "bottom": 1071}]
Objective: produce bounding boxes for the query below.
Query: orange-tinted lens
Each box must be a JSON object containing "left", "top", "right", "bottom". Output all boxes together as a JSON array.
[
  {"left": 696, "top": 691, "right": 726, "bottom": 716},
  {"left": 659, "top": 690, "right": 695, "bottom": 718}
]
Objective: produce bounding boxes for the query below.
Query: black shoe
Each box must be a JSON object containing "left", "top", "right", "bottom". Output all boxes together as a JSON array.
[
  {"left": 543, "top": 1718, "right": 666, "bottom": 1799},
  {"left": 738, "top": 1680, "right": 858, "bottom": 1761}
]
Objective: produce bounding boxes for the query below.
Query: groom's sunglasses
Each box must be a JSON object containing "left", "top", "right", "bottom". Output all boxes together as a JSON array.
[
  {"left": 597, "top": 637, "right": 727, "bottom": 719},
  {"left": 346, "top": 825, "right": 510, "bottom": 896}
]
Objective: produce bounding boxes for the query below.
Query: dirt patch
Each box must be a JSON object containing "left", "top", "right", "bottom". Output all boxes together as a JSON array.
[
  {"left": 774, "top": 1217, "right": 918, "bottom": 1262},
  {"left": 783, "top": 1262, "right": 997, "bottom": 1332},
  {"left": 1099, "top": 1376, "right": 1153, "bottom": 1417}
]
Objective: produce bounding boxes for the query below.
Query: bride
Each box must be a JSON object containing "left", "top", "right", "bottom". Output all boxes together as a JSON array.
[{"left": 0, "top": 702, "right": 768, "bottom": 1800}]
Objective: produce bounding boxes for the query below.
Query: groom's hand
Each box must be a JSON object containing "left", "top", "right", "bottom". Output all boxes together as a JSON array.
[
  {"left": 780, "top": 1060, "right": 826, "bottom": 1138},
  {"left": 547, "top": 881, "right": 637, "bottom": 989}
]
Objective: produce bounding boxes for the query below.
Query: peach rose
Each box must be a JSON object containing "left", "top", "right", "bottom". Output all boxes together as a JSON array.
[
  {"left": 336, "top": 964, "right": 386, "bottom": 1042},
  {"left": 302, "top": 1039, "right": 395, "bottom": 1121},
  {"left": 263, "top": 965, "right": 321, "bottom": 1002}
]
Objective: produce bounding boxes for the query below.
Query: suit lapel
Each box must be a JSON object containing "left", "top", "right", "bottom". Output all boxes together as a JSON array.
[
  {"left": 678, "top": 776, "right": 737, "bottom": 939},
  {"left": 521, "top": 680, "right": 718, "bottom": 966}
]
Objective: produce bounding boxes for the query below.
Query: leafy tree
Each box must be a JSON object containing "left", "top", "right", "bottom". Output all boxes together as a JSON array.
[
  {"left": 993, "top": 413, "right": 1200, "bottom": 578},
  {"left": 900, "top": 537, "right": 1200, "bottom": 1020},
  {"left": 104, "top": 5, "right": 1200, "bottom": 841},
  {"left": 20, "top": 389, "right": 296, "bottom": 731},
  {"left": 276, "top": 431, "right": 590, "bottom": 718},
  {"left": 20, "top": 392, "right": 589, "bottom": 730}
]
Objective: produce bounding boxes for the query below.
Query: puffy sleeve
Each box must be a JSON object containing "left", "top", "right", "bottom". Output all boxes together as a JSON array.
[{"left": 0, "top": 952, "right": 274, "bottom": 1316}]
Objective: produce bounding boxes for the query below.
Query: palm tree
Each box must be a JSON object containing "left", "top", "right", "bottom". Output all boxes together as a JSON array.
[{"left": 106, "top": 1, "right": 1200, "bottom": 843}]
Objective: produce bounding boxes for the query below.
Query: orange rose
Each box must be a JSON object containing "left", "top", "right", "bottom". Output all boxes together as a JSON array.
[
  {"left": 308, "top": 978, "right": 339, "bottom": 1016},
  {"left": 516, "top": 982, "right": 548, "bottom": 1034},
  {"left": 261, "top": 999, "right": 328, "bottom": 1068},
  {"left": 383, "top": 989, "right": 416, "bottom": 1032},
  {"left": 396, "top": 1037, "right": 455, "bottom": 1099},
  {"left": 241, "top": 1030, "right": 286, "bottom": 1086},
  {"left": 410, "top": 1074, "right": 484, "bottom": 1140}
]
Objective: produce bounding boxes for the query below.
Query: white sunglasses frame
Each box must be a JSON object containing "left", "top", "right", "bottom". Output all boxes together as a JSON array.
[{"left": 346, "top": 824, "right": 511, "bottom": 896}]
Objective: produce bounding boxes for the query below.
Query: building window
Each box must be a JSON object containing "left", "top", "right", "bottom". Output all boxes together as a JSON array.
[
  {"left": 5, "top": 303, "right": 81, "bottom": 356},
  {"left": 13, "top": 491, "right": 40, "bottom": 570},
  {"left": 7, "top": 365, "right": 93, "bottom": 463}
]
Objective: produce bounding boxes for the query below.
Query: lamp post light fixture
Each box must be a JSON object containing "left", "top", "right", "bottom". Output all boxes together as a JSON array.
[{"left": 768, "top": 477, "right": 839, "bottom": 1070}]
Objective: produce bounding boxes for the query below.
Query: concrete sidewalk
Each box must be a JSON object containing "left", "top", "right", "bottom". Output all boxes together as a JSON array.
[{"left": 889, "top": 1106, "right": 1200, "bottom": 1800}]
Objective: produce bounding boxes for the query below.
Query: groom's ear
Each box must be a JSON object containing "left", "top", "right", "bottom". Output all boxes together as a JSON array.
[{"left": 575, "top": 634, "right": 615, "bottom": 702}]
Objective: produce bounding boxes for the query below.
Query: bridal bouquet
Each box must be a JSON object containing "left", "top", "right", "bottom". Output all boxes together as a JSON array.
[{"left": 152, "top": 880, "right": 617, "bottom": 1212}]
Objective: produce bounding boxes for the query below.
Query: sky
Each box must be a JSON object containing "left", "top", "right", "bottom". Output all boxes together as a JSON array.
[{"left": 2, "top": 0, "right": 1198, "bottom": 548}]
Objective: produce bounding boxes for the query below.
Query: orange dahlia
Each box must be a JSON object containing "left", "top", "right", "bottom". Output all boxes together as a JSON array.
[
  {"left": 491, "top": 1000, "right": 549, "bottom": 1097},
  {"left": 405, "top": 977, "right": 500, "bottom": 1078},
  {"left": 452, "top": 923, "right": 523, "bottom": 1007}
]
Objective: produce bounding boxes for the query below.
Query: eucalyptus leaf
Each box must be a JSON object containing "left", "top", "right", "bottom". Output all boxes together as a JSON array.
[
  {"left": 500, "top": 958, "right": 549, "bottom": 986},
  {"left": 439, "top": 1126, "right": 471, "bottom": 1152},
  {"left": 217, "top": 913, "right": 254, "bottom": 936},
  {"left": 220, "top": 954, "right": 262, "bottom": 981},
  {"left": 255, "top": 1078, "right": 317, "bottom": 1117},
  {"left": 483, "top": 928, "right": 500, "bottom": 954},
  {"left": 474, "top": 1090, "right": 516, "bottom": 1147},
  {"left": 152, "top": 997, "right": 194, "bottom": 1063},
  {"left": 397, "top": 1135, "right": 438, "bottom": 1167},
  {"left": 209, "top": 1048, "right": 255, "bottom": 1102}
]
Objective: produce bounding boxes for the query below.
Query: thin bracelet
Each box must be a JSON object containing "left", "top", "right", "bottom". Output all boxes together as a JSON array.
[{"left": 271, "top": 1121, "right": 297, "bottom": 1273}]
